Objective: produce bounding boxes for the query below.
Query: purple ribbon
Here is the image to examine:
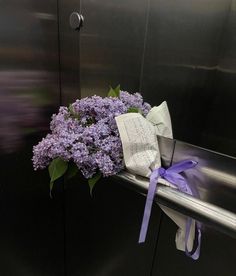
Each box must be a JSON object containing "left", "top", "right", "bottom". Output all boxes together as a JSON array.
[{"left": 138, "top": 160, "right": 201, "bottom": 260}]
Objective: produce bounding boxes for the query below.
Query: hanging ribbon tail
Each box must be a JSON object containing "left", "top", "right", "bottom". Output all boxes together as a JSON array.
[
  {"left": 167, "top": 160, "right": 197, "bottom": 174},
  {"left": 138, "top": 160, "right": 201, "bottom": 260},
  {"left": 138, "top": 169, "right": 159, "bottom": 243},
  {"left": 185, "top": 218, "right": 201, "bottom": 260}
]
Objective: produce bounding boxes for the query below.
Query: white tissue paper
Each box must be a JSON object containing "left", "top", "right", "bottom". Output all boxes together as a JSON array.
[{"left": 115, "top": 101, "right": 196, "bottom": 252}]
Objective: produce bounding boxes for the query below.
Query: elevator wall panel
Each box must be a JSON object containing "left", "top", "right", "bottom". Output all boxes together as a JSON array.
[
  {"left": 141, "top": 0, "right": 236, "bottom": 156},
  {"left": 79, "top": 0, "right": 149, "bottom": 98},
  {"left": 0, "top": 1, "right": 64, "bottom": 275}
]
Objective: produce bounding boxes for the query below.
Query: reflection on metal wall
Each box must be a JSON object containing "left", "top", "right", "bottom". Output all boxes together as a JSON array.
[
  {"left": 79, "top": 0, "right": 149, "bottom": 98},
  {"left": 0, "top": 1, "right": 60, "bottom": 153},
  {"left": 172, "top": 140, "right": 236, "bottom": 214},
  {"left": 0, "top": 1, "right": 64, "bottom": 275},
  {"left": 141, "top": 0, "right": 236, "bottom": 156}
]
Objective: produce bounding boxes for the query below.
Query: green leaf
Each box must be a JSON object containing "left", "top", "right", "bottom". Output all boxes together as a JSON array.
[
  {"left": 86, "top": 117, "right": 95, "bottom": 126},
  {"left": 49, "top": 158, "right": 68, "bottom": 182},
  {"left": 127, "top": 107, "right": 140, "bottom": 113},
  {"left": 68, "top": 103, "right": 80, "bottom": 120},
  {"left": 108, "top": 87, "right": 117, "bottom": 97},
  {"left": 114, "top": 84, "right": 120, "bottom": 96},
  {"left": 88, "top": 172, "right": 102, "bottom": 196},
  {"left": 48, "top": 158, "right": 68, "bottom": 195},
  {"left": 107, "top": 84, "right": 120, "bottom": 97},
  {"left": 67, "top": 163, "right": 78, "bottom": 179},
  {"left": 68, "top": 104, "right": 73, "bottom": 113}
]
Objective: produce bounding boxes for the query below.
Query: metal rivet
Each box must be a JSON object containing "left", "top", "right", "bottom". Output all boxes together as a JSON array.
[{"left": 69, "top": 12, "right": 84, "bottom": 31}]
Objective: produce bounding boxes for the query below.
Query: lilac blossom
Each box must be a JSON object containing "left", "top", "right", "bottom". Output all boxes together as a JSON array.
[
  {"left": 120, "top": 91, "right": 151, "bottom": 116},
  {"left": 32, "top": 91, "right": 152, "bottom": 179}
]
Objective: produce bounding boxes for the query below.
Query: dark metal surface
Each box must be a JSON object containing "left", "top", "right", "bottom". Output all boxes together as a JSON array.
[
  {"left": 79, "top": 0, "right": 149, "bottom": 97},
  {"left": 58, "top": 0, "right": 81, "bottom": 105},
  {"left": 0, "top": 1, "right": 64, "bottom": 275},
  {"left": 140, "top": 0, "right": 236, "bottom": 157},
  {"left": 152, "top": 215, "right": 236, "bottom": 276},
  {"left": 65, "top": 175, "right": 162, "bottom": 276}
]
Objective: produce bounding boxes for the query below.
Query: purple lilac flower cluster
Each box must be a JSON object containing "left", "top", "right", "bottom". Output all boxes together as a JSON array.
[{"left": 32, "top": 91, "right": 151, "bottom": 179}]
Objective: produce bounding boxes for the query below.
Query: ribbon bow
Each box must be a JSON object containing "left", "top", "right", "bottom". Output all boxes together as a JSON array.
[{"left": 138, "top": 160, "right": 201, "bottom": 260}]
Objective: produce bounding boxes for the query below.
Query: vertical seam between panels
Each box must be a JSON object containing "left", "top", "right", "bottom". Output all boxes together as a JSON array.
[
  {"left": 170, "top": 140, "right": 176, "bottom": 167},
  {"left": 150, "top": 140, "right": 176, "bottom": 275},
  {"left": 149, "top": 212, "right": 163, "bottom": 276},
  {"left": 56, "top": 3, "right": 66, "bottom": 276},
  {"left": 139, "top": 0, "right": 151, "bottom": 92},
  {"left": 56, "top": 0, "right": 62, "bottom": 106},
  {"left": 78, "top": 0, "right": 82, "bottom": 99},
  {"left": 215, "top": 0, "right": 233, "bottom": 67}
]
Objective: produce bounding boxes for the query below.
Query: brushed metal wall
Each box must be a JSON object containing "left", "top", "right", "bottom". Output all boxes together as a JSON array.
[
  {"left": 58, "top": 0, "right": 81, "bottom": 105},
  {"left": 152, "top": 215, "right": 236, "bottom": 276},
  {"left": 79, "top": 0, "right": 149, "bottom": 98},
  {"left": 61, "top": 0, "right": 236, "bottom": 157},
  {"left": 141, "top": 0, "right": 236, "bottom": 157},
  {"left": 1, "top": 0, "right": 235, "bottom": 275},
  {"left": 65, "top": 176, "right": 163, "bottom": 276},
  {"left": 0, "top": 1, "right": 64, "bottom": 275}
]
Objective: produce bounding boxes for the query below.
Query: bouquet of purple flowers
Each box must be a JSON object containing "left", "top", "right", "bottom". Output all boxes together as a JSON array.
[
  {"left": 32, "top": 86, "right": 201, "bottom": 259},
  {"left": 32, "top": 86, "right": 151, "bottom": 194}
]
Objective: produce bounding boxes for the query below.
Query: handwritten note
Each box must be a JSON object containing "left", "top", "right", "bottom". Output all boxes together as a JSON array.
[{"left": 116, "top": 113, "right": 161, "bottom": 178}]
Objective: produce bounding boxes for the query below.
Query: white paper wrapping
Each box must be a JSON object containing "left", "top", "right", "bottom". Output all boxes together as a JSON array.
[{"left": 115, "top": 101, "right": 196, "bottom": 252}]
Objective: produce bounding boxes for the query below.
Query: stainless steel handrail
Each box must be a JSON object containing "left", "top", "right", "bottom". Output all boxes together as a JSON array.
[{"left": 114, "top": 171, "right": 236, "bottom": 239}]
